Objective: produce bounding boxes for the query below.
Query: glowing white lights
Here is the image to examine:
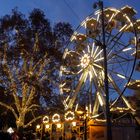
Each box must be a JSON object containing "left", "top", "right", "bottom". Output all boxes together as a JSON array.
[
  {"left": 92, "top": 114, "right": 100, "bottom": 118},
  {"left": 78, "top": 43, "right": 104, "bottom": 82},
  {"left": 60, "top": 40, "right": 105, "bottom": 109},
  {"left": 52, "top": 114, "right": 60, "bottom": 123},
  {"left": 65, "top": 111, "right": 75, "bottom": 121},
  {"left": 43, "top": 116, "right": 49, "bottom": 124},
  {"left": 97, "top": 92, "right": 104, "bottom": 106},
  {"left": 75, "top": 103, "right": 79, "bottom": 111},
  {"left": 36, "top": 124, "right": 41, "bottom": 129},
  {"left": 106, "top": 14, "right": 110, "bottom": 17},
  {"left": 72, "top": 121, "right": 76, "bottom": 127},
  {"left": 89, "top": 104, "right": 92, "bottom": 113},
  {"left": 80, "top": 54, "right": 90, "bottom": 68},
  {"left": 108, "top": 13, "right": 115, "bottom": 22},
  {"left": 57, "top": 123, "right": 62, "bottom": 129},
  {"left": 120, "top": 24, "right": 127, "bottom": 32},
  {"left": 45, "top": 124, "right": 50, "bottom": 129},
  {"left": 94, "top": 57, "right": 104, "bottom": 62},
  {"left": 117, "top": 74, "right": 126, "bottom": 79},
  {"left": 122, "top": 47, "right": 132, "bottom": 52},
  {"left": 65, "top": 95, "right": 70, "bottom": 102},
  {"left": 7, "top": 127, "right": 14, "bottom": 134}
]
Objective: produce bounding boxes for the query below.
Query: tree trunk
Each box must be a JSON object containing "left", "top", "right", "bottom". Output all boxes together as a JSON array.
[
  {"left": 16, "top": 112, "right": 25, "bottom": 130},
  {"left": 16, "top": 113, "right": 26, "bottom": 139}
]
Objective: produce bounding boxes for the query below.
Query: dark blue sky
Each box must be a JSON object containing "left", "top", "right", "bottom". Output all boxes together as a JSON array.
[
  {"left": 0, "top": 0, "right": 140, "bottom": 28},
  {"left": 0, "top": 0, "right": 139, "bottom": 95}
]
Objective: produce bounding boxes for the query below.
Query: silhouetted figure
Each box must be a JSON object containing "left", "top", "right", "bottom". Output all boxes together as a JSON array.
[
  {"left": 59, "top": 136, "right": 62, "bottom": 140},
  {"left": 42, "top": 131, "right": 50, "bottom": 140},
  {"left": 12, "top": 131, "right": 19, "bottom": 140},
  {"left": 71, "top": 134, "right": 76, "bottom": 140}
]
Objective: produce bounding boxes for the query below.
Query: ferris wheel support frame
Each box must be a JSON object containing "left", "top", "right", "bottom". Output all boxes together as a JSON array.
[{"left": 94, "top": 1, "right": 112, "bottom": 140}]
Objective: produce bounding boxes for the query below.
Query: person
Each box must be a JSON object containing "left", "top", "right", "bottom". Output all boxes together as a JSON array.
[
  {"left": 76, "top": 135, "right": 82, "bottom": 140},
  {"left": 35, "top": 132, "right": 41, "bottom": 140},
  {"left": 12, "top": 131, "right": 19, "bottom": 140},
  {"left": 42, "top": 131, "right": 50, "bottom": 140},
  {"left": 71, "top": 134, "right": 76, "bottom": 140},
  {"left": 59, "top": 136, "right": 62, "bottom": 140}
]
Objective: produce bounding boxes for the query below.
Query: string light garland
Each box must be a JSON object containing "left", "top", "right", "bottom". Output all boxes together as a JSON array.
[
  {"left": 65, "top": 111, "right": 75, "bottom": 121},
  {"left": 43, "top": 116, "right": 49, "bottom": 124},
  {"left": 52, "top": 113, "right": 60, "bottom": 123}
]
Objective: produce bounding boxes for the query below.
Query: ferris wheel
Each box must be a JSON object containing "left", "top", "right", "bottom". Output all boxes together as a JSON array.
[{"left": 59, "top": 5, "right": 139, "bottom": 119}]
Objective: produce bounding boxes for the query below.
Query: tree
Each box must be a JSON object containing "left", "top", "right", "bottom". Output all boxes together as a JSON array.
[{"left": 0, "top": 8, "right": 73, "bottom": 130}]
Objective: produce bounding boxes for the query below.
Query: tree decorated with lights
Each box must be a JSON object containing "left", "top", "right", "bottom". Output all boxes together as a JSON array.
[
  {"left": 0, "top": 8, "right": 73, "bottom": 130},
  {"left": 0, "top": 34, "right": 48, "bottom": 129}
]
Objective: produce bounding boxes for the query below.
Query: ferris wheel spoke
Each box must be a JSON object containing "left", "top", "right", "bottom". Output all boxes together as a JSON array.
[
  {"left": 107, "top": 31, "right": 124, "bottom": 51},
  {"left": 106, "top": 30, "right": 113, "bottom": 44},
  {"left": 97, "top": 91, "right": 106, "bottom": 106},
  {"left": 92, "top": 80, "right": 106, "bottom": 116},
  {"left": 115, "top": 43, "right": 133, "bottom": 58},
  {"left": 108, "top": 46, "right": 134, "bottom": 64},
  {"left": 107, "top": 43, "right": 132, "bottom": 60},
  {"left": 108, "top": 54, "right": 133, "bottom": 63},
  {"left": 67, "top": 72, "right": 87, "bottom": 109},
  {"left": 108, "top": 44, "right": 132, "bottom": 59},
  {"left": 108, "top": 61, "right": 129, "bottom": 77},
  {"left": 108, "top": 74, "right": 135, "bottom": 111},
  {"left": 108, "top": 69, "right": 129, "bottom": 80},
  {"left": 106, "top": 31, "right": 129, "bottom": 47},
  {"left": 114, "top": 55, "right": 131, "bottom": 74},
  {"left": 104, "top": 13, "right": 118, "bottom": 43},
  {"left": 107, "top": 32, "right": 123, "bottom": 53},
  {"left": 92, "top": 94, "right": 100, "bottom": 115},
  {"left": 88, "top": 80, "right": 95, "bottom": 114},
  {"left": 108, "top": 59, "right": 133, "bottom": 67}
]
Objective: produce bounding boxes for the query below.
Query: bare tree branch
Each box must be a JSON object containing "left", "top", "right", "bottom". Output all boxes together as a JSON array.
[
  {"left": 24, "top": 115, "right": 43, "bottom": 128},
  {"left": 0, "top": 102, "right": 18, "bottom": 119}
]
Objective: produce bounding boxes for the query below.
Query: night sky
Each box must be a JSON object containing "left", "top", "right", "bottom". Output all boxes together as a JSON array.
[{"left": 0, "top": 0, "right": 140, "bottom": 29}]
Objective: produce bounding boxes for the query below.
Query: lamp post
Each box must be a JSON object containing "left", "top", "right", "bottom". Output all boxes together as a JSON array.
[
  {"left": 36, "top": 124, "right": 43, "bottom": 140},
  {"left": 42, "top": 115, "right": 52, "bottom": 140},
  {"left": 93, "top": 1, "right": 112, "bottom": 140},
  {"left": 84, "top": 116, "right": 87, "bottom": 140}
]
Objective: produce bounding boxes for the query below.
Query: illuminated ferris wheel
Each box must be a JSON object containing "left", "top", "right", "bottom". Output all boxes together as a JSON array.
[{"left": 59, "top": 6, "right": 139, "bottom": 118}]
